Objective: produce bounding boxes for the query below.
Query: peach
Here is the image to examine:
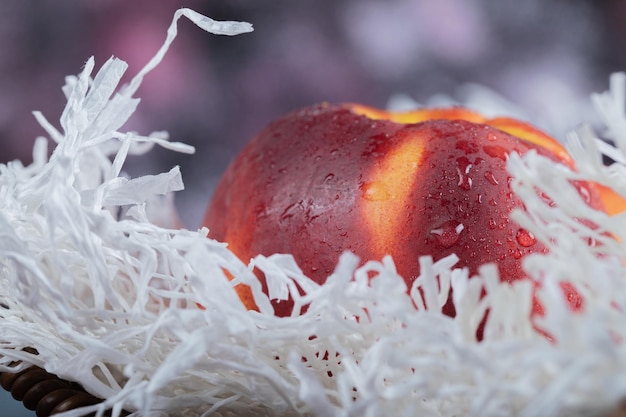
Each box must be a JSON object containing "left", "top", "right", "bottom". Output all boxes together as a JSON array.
[{"left": 203, "top": 103, "right": 624, "bottom": 319}]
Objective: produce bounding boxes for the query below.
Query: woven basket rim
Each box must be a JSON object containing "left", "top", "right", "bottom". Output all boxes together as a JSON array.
[{"left": 0, "top": 348, "right": 127, "bottom": 417}]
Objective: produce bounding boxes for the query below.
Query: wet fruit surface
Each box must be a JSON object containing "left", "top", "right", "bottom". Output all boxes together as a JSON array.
[{"left": 203, "top": 103, "right": 610, "bottom": 318}]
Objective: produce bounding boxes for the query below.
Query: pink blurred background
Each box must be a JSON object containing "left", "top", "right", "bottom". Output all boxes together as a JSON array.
[
  {"left": 0, "top": 1, "right": 624, "bottom": 227},
  {"left": 1, "top": 1, "right": 625, "bottom": 415}
]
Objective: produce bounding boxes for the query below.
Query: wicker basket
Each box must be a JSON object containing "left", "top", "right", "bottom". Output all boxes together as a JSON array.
[{"left": 0, "top": 349, "right": 127, "bottom": 417}]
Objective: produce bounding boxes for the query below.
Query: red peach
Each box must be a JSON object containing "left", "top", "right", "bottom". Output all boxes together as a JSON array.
[{"left": 203, "top": 103, "right": 625, "bottom": 319}]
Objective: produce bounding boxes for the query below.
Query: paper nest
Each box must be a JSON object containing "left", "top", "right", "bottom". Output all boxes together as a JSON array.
[{"left": 1, "top": 7, "right": 626, "bottom": 417}]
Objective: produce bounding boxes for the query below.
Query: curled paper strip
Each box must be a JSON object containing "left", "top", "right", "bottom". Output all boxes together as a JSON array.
[{"left": 1, "top": 7, "right": 626, "bottom": 417}]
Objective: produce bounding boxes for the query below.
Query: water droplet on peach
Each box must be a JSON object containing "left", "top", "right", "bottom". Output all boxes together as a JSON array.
[
  {"left": 484, "top": 170, "right": 499, "bottom": 185},
  {"left": 516, "top": 228, "right": 536, "bottom": 247},
  {"left": 280, "top": 202, "right": 300, "bottom": 221},
  {"left": 483, "top": 145, "right": 508, "bottom": 161},
  {"left": 455, "top": 140, "right": 478, "bottom": 154},
  {"left": 431, "top": 220, "right": 464, "bottom": 248},
  {"left": 456, "top": 156, "right": 473, "bottom": 190}
]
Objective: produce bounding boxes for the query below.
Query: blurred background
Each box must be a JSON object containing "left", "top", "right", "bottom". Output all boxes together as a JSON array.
[{"left": 0, "top": 0, "right": 624, "bottom": 414}]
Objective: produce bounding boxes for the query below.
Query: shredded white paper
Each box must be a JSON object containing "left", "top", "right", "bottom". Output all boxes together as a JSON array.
[{"left": 1, "top": 7, "right": 626, "bottom": 417}]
